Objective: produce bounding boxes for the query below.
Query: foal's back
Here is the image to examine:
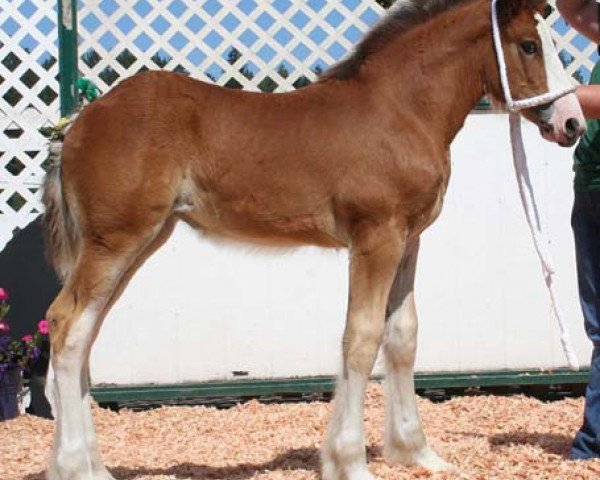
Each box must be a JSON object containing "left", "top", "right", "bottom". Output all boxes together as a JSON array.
[{"left": 62, "top": 71, "right": 446, "bottom": 248}]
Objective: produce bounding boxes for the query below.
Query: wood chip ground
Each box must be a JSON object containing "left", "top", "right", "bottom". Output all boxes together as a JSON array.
[{"left": 2, "top": 384, "right": 600, "bottom": 479}]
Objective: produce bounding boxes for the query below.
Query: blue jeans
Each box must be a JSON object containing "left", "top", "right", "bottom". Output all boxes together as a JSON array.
[{"left": 571, "top": 191, "right": 600, "bottom": 460}]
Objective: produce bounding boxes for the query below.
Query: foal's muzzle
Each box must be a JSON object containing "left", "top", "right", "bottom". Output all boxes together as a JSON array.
[{"left": 537, "top": 93, "right": 586, "bottom": 147}]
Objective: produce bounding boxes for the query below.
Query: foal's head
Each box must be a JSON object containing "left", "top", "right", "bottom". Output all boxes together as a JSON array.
[{"left": 484, "top": 0, "right": 585, "bottom": 146}]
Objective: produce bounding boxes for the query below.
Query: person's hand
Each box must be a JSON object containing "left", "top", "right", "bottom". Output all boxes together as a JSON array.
[
  {"left": 556, "top": 0, "right": 600, "bottom": 43},
  {"left": 576, "top": 84, "right": 600, "bottom": 119}
]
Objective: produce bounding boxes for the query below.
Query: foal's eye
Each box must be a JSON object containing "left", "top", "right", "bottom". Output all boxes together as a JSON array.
[{"left": 520, "top": 41, "right": 537, "bottom": 55}]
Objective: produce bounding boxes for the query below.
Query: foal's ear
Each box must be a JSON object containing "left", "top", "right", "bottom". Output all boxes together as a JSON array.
[{"left": 495, "top": 0, "right": 547, "bottom": 25}]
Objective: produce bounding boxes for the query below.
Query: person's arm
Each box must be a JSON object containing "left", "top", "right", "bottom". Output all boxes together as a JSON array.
[
  {"left": 577, "top": 84, "right": 600, "bottom": 118},
  {"left": 556, "top": 0, "right": 600, "bottom": 43}
]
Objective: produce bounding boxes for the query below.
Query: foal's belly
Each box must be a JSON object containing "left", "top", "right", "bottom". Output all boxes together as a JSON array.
[{"left": 175, "top": 192, "right": 346, "bottom": 248}]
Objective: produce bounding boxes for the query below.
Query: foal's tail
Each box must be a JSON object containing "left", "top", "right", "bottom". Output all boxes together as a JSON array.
[{"left": 42, "top": 135, "right": 80, "bottom": 282}]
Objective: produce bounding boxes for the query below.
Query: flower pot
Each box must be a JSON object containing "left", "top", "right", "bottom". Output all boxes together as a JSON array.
[{"left": 0, "top": 369, "right": 22, "bottom": 421}]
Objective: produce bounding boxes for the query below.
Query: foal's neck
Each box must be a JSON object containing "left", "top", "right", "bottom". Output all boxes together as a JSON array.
[{"left": 362, "top": 0, "right": 492, "bottom": 146}]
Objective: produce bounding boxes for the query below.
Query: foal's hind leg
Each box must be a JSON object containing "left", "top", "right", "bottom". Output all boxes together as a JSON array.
[
  {"left": 80, "top": 220, "right": 176, "bottom": 480},
  {"left": 47, "top": 257, "right": 125, "bottom": 480},
  {"left": 322, "top": 223, "right": 405, "bottom": 480},
  {"left": 383, "top": 239, "right": 454, "bottom": 472},
  {"left": 47, "top": 223, "right": 172, "bottom": 480}
]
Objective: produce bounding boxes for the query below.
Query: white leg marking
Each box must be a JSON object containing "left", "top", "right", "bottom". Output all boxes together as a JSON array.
[
  {"left": 45, "top": 355, "right": 61, "bottom": 480},
  {"left": 383, "top": 292, "right": 454, "bottom": 472},
  {"left": 50, "top": 303, "right": 102, "bottom": 480},
  {"left": 82, "top": 369, "right": 116, "bottom": 480},
  {"left": 45, "top": 359, "right": 57, "bottom": 418},
  {"left": 322, "top": 369, "right": 374, "bottom": 480}
]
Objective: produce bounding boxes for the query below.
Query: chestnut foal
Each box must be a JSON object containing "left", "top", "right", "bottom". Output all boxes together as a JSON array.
[{"left": 42, "top": 0, "right": 583, "bottom": 479}]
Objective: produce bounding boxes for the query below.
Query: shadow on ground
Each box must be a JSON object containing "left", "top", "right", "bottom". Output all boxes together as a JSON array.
[
  {"left": 488, "top": 431, "right": 572, "bottom": 457},
  {"left": 21, "top": 445, "right": 390, "bottom": 480},
  {"left": 446, "top": 429, "right": 572, "bottom": 458},
  {"left": 23, "top": 446, "right": 323, "bottom": 480}
]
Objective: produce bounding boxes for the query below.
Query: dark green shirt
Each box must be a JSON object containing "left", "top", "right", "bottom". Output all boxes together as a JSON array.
[{"left": 574, "top": 61, "right": 600, "bottom": 192}]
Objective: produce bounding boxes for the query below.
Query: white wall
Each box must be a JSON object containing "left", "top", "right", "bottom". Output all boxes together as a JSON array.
[{"left": 90, "top": 113, "right": 592, "bottom": 386}]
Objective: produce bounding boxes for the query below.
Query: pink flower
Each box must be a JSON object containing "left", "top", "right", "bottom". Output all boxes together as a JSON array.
[
  {"left": 0, "top": 288, "right": 7, "bottom": 302},
  {"left": 0, "top": 321, "right": 9, "bottom": 334},
  {"left": 38, "top": 319, "right": 49, "bottom": 335},
  {"left": 21, "top": 334, "right": 33, "bottom": 343}
]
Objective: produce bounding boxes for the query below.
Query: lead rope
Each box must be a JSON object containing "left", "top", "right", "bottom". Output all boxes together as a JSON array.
[
  {"left": 509, "top": 114, "right": 579, "bottom": 369},
  {"left": 491, "top": 0, "right": 579, "bottom": 369}
]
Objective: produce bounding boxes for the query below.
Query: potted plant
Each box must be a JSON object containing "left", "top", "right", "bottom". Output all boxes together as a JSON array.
[{"left": 0, "top": 287, "right": 48, "bottom": 421}]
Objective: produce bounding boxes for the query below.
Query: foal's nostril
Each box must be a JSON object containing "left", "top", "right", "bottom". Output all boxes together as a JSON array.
[{"left": 565, "top": 118, "right": 581, "bottom": 140}]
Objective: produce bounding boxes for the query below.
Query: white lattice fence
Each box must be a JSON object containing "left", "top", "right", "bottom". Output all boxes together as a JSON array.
[
  {"left": 0, "top": 0, "right": 598, "bottom": 252},
  {"left": 78, "top": 0, "right": 385, "bottom": 93},
  {"left": 77, "top": 0, "right": 599, "bottom": 95},
  {"left": 0, "top": 0, "right": 60, "bottom": 250},
  {"left": 546, "top": 1, "right": 599, "bottom": 83}
]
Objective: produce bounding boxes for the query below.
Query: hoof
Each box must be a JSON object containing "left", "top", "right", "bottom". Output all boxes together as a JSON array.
[
  {"left": 93, "top": 468, "right": 117, "bottom": 480},
  {"left": 45, "top": 464, "right": 60, "bottom": 480},
  {"left": 45, "top": 470, "right": 100, "bottom": 480},
  {"left": 47, "top": 454, "right": 99, "bottom": 480},
  {"left": 321, "top": 463, "right": 375, "bottom": 480},
  {"left": 384, "top": 445, "right": 456, "bottom": 472},
  {"left": 322, "top": 453, "right": 375, "bottom": 480}
]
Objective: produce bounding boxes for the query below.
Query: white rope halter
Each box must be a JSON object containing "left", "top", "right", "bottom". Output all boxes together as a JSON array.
[{"left": 491, "top": 0, "right": 579, "bottom": 369}]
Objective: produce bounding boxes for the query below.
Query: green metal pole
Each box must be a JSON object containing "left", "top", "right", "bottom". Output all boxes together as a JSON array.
[{"left": 58, "top": 0, "right": 78, "bottom": 117}]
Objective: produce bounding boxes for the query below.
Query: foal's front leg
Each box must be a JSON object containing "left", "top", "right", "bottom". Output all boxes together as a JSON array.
[
  {"left": 322, "top": 224, "right": 405, "bottom": 480},
  {"left": 383, "top": 239, "right": 454, "bottom": 472}
]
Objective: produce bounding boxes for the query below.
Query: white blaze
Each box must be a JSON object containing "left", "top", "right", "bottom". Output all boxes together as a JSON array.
[{"left": 535, "top": 13, "right": 576, "bottom": 97}]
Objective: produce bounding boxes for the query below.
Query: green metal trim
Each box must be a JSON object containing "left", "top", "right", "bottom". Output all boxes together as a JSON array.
[
  {"left": 91, "top": 377, "right": 337, "bottom": 403},
  {"left": 91, "top": 368, "right": 590, "bottom": 403},
  {"left": 58, "top": 0, "right": 78, "bottom": 117},
  {"left": 413, "top": 368, "right": 590, "bottom": 388}
]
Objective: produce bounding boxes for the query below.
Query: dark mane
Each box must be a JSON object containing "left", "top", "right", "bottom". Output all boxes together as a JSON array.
[{"left": 318, "top": 0, "right": 546, "bottom": 81}]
